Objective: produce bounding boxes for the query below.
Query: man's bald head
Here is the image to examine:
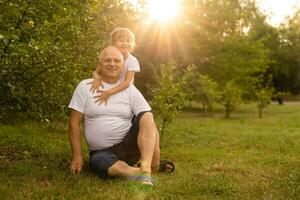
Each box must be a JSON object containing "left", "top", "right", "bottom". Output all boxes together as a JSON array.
[
  {"left": 97, "top": 46, "right": 124, "bottom": 83},
  {"left": 98, "top": 46, "right": 124, "bottom": 64}
]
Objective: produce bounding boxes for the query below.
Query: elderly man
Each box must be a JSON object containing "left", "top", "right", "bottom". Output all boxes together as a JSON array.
[{"left": 68, "top": 46, "right": 163, "bottom": 186}]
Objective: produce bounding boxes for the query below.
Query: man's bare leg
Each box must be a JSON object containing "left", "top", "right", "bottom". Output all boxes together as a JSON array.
[
  {"left": 108, "top": 112, "right": 161, "bottom": 177},
  {"left": 108, "top": 161, "right": 154, "bottom": 186},
  {"left": 137, "top": 112, "right": 157, "bottom": 173},
  {"left": 108, "top": 160, "right": 140, "bottom": 177},
  {"left": 150, "top": 124, "right": 175, "bottom": 173},
  {"left": 151, "top": 126, "right": 160, "bottom": 172}
]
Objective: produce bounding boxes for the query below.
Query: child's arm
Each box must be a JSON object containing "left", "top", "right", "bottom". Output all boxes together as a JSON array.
[
  {"left": 94, "top": 71, "right": 135, "bottom": 105},
  {"left": 87, "top": 65, "right": 102, "bottom": 93}
]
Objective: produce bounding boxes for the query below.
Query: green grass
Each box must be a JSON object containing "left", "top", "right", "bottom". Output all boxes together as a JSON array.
[{"left": 1, "top": 102, "right": 300, "bottom": 200}]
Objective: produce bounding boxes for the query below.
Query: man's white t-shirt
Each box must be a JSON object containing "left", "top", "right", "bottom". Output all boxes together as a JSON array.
[
  {"left": 120, "top": 53, "right": 140, "bottom": 81},
  {"left": 68, "top": 79, "right": 151, "bottom": 151}
]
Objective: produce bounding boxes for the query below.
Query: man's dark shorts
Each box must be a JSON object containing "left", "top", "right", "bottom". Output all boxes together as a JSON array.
[{"left": 89, "top": 111, "right": 150, "bottom": 178}]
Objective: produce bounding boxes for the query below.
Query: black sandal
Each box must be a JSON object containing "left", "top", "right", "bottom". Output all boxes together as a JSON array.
[
  {"left": 158, "top": 160, "right": 175, "bottom": 173},
  {"left": 134, "top": 160, "right": 175, "bottom": 173}
]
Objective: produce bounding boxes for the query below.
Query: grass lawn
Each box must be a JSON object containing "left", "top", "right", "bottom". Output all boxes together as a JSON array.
[{"left": 0, "top": 102, "right": 300, "bottom": 200}]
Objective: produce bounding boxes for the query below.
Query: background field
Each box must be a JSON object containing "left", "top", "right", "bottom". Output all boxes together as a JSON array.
[{"left": 0, "top": 102, "right": 300, "bottom": 200}]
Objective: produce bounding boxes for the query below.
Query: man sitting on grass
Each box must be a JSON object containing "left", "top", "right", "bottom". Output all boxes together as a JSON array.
[{"left": 67, "top": 46, "right": 174, "bottom": 186}]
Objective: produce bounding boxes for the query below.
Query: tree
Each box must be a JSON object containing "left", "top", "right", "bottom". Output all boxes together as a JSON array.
[
  {"left": 150, "top": 61, "right": 187, "bottom": 139},
  {"left": 0, "top": 0, "right": 134, "bottom": 122},
  {"left": 255, "top": 87, "right": 274, "bottom": 118},
  {"left": 178, "top": 0, "right": 270, "bottom": 116},
  {"left": 250, "top": 8, "right": 300, "bottom": 95},
  {"left": 218, "top": 81, "right": 242, "bottom": 118},
  {"left": 274, "top": 10, "right": 300, "bottom": 94},
  {"left": 184, "top": 65, "right": 220, "bottom": 112}
]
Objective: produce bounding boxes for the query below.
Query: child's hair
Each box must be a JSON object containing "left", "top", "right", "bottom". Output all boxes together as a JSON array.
[{"left": 110, "top": 27, "right": 136, "bottom": 52}]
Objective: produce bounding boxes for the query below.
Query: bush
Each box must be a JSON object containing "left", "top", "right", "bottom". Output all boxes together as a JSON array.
[
  {"left": 218, "top": 82, "right": 241, "bottom": 118},
  {"left": 150, "top": 61, "right": 187, "bottom": 139}
]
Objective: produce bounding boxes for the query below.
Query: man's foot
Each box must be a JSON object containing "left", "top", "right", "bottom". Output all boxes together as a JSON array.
[{"left": 135, "top": 159, "right": 175, "bottom": 174}]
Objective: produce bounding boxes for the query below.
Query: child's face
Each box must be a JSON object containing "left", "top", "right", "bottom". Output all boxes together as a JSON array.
[{"left": 114, "top": 37, "right": 132, "bottom": 57}]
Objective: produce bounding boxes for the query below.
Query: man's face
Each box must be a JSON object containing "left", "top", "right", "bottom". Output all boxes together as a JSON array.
[{"left": 100, "top": 48, "right": 124, "bottom": 80}]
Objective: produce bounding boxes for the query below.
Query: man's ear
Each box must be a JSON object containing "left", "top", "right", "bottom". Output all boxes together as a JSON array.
[{"left": 96, "top": 62, "right": 102, "bottom": 74}]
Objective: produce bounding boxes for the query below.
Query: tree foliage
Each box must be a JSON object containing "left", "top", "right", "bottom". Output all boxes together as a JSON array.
[
  {"left": 274, "top": 10, "right": 300, "bottom": 94},
  {"left": 0, "top": 0, "right": 133, "bottom": 122},
  {"left": 184, "top": 65, "right": 220, "bottom": 112},
  {"left": 255, "top": 87, "right": 274, "bottom": 118},
  {"left": 177, "top": 0, "right": 270, "bottom": 116},
  {"left": 218, "top": 81, "right": 242, "bottom": 118},
  {"left": 150, "top": 61, "right": 187, "bottom": 139}
]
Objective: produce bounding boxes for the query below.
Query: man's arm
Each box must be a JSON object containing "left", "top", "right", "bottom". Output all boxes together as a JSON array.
[
  {"left": 68, "top": 109, "right": 84, "bottom": 174},
  {"left": 129, "top": 85, "right": 152, "bottom": 115}
]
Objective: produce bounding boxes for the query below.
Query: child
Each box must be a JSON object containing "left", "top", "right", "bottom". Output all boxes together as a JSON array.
[{"left": 90, "top": 27, "right": 140, "bottom": 104}]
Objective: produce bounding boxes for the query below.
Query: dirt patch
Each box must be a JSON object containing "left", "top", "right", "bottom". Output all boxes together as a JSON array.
[{"left": 0, "top": 145, "right": 39, "bottom": 163}]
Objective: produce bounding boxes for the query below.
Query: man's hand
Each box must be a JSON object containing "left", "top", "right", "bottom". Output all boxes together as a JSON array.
[{"left": 69, "top": 155, "right": 84, "bottom": 174}]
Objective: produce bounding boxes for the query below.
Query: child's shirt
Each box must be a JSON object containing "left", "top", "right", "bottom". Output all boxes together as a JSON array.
[{"left": 120, "top": 53, "right": 140, "bottom": 81}]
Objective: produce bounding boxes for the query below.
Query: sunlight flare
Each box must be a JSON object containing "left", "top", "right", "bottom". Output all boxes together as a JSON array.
[{"left": 147, "top": 0, "right": 180, "bottom": 22}]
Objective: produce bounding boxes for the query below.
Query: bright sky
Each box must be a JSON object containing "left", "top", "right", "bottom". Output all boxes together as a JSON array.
[{"left": 257, "top": 0, "right": 300, "bottom": 26}]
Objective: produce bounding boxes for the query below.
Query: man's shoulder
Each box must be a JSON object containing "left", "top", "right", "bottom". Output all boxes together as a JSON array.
[
  {"left": 126, "top": 84, "right": 142, "bottom": 95},
  {"left": 127, "top": 83, "right": 137, "bottom": 90},
  {"left": 74, "top": 79, "right": 93, "bottom": 92},
  {"left": 78, "top": 78, "right": 93, "bottom": 85},
  {"left": 75, "top": 79, "right": 93, "bottom": 88}
]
